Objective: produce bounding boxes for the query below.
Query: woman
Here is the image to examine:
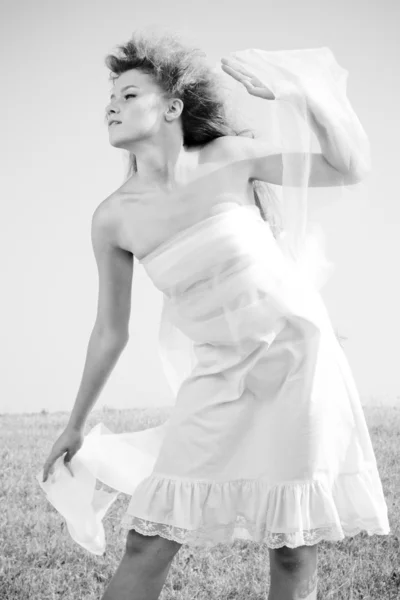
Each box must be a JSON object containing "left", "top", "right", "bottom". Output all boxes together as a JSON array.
[{"left": 38, "top": 32, "right": 390, "bottom": 600}]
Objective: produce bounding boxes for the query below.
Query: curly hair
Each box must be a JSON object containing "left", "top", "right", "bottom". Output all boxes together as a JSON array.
[{"left": 104, "top": 31, "right": 283, "bottom": 235}]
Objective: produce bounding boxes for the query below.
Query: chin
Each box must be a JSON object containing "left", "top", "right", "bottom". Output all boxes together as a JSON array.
[
  {"left": 108, "top": 131, "right": 145, "bottom": 150},
  {"left": 108, "top": 136, "right": 132, "bottom": 150},
  {"left": 109, "top": 139, "right": 125, "bottom": 149}
]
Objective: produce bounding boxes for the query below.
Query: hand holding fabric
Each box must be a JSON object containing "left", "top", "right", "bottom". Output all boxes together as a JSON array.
[{"left": 42, "top": 426, "right": 83, "bottom": 482}]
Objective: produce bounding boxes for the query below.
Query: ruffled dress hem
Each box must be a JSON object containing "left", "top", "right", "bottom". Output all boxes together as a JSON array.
[
  {"left": 119, "top": 516, "right": 389, "bottom": 550},
  {"left": 117, "top": 467, "right": 390, "bottom": 549}
]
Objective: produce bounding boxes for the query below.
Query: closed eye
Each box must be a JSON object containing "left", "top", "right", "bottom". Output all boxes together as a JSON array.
[{"left": 125, "top": 94, "right": 136, "bottom": 99}]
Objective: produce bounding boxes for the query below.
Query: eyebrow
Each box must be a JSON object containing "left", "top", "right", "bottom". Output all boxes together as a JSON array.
[{"left": 110, "top": 85, "right": 139, "bottom": 100}]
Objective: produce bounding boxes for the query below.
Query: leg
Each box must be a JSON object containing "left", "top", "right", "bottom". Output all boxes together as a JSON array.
[
  {"left": 101, "top": 529, "right": 182, "bottom": 600},
  {"left": 267, "top": 544, "right": 318, "bottom": 600}
]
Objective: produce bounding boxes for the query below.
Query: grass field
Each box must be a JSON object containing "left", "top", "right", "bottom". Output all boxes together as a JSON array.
[{"left": 1, "top": 405, "right": 399, "bottom": 599}]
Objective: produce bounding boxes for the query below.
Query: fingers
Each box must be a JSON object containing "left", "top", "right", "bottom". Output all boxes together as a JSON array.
[
  {"left": 221, "top": 61, "right": 276, "bottom": 100},
  {"left": 221, "top": 60, "right": 270, "bottom": 94},
  {"left": 221, "top": 63, "right": 249, "bottom": 85},
  {"left": 43, "top": 455, "right": 59, "bottom": 482},
  {"left": 222, "top": 58, "right": 266, "bottom": 87},
  {"left": 221, "top": 65, "right": 259, "bottom": 94},
  {"left": 64, "top": 455, "right": 74, "bottom": 478},
  {"left": 221, "top": 64, "right": 256, "bottom": 93},
  {"left": 42, "top": 462, "right": 53, "bottom": 482},
  {"left": 42, "top": 454, "right": 74, "bottom": 482},
  {"left": 221, "top": 57, "right": 254, "bottom": 79},
  {"left": 232, "top": 54, "right": 303, "bottom": 89},
  {"left": 42, "top": 463, "right": 72, "bottom": 482}
]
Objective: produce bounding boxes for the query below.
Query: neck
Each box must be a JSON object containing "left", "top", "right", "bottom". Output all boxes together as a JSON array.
[{"left": 128, "top": 133, "right": 191, "bottom": 187}]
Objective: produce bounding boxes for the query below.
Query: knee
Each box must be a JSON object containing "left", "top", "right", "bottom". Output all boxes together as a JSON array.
[
  {"left": 125, "top": 528, "right": 152, "bottom": 554},
  {"left": 125, "top": 528, "right": 181, "bottom": 559},
  {"left": 269, "top": 544, "right": 318, "bottom": 574}
]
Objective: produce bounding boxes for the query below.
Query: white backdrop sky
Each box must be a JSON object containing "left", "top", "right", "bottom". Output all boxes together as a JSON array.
[{"left": 1, "top": 0, "right": 399, "bottom": 414}]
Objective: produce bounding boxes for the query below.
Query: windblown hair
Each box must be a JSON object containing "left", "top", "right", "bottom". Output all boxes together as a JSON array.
[{"left": 104, "top": 31, "right": 282, "bottom": 235}]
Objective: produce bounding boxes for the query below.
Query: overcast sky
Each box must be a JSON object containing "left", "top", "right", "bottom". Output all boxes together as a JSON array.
[{"left": 1, "top": 0, "right": 399, "bottom": 414}]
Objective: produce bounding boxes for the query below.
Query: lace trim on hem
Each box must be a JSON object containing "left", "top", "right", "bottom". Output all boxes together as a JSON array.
[{"left": 117, "top": 515, "right": 390, "bottom": 549}]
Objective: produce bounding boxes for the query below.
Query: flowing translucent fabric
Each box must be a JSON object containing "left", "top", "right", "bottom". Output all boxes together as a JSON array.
[
  {"left": 219, "top": 47, "right": 370, "bottom": 258},
  {"left": 36, "top": 47, "right": 390, "bottom": 556},
  {"left": 152, "top": 45, "right": 369, "bottom": 403}
]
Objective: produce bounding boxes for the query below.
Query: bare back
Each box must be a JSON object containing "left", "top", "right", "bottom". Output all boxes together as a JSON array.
[{"left": 111, "top": 139, "right": 256, "bottom": 261}]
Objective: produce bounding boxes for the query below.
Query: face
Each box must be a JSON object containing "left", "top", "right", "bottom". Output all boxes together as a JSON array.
[{"left": 106, "top": 69, "right": 169, "bottom": 149}]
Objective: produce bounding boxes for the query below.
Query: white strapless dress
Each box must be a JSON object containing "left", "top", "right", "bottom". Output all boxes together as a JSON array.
[{"left": 36, "top": 203, "right": 390, "bottom": 555}]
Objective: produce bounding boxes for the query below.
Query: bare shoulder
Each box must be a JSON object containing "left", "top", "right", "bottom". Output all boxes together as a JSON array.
[
  {"left": 91, "top": 194, "right": 122, "bottom": 245},
  {"left": 93, "top": 192, "right": 123, "bottom": 217}
]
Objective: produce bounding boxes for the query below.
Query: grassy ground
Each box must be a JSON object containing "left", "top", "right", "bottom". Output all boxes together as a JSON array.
[{"left": 1, "top": 405, "right": 399, "bottom": 599}]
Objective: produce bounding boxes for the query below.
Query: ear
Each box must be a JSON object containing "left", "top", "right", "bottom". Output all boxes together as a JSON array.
[{"left": 165, "top": 98, "right": 184, "bottom": 122}]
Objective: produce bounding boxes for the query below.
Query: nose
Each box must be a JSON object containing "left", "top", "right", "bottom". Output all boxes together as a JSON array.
[{"left": 106, "top": 102, "right": 120, "bottom": 118}]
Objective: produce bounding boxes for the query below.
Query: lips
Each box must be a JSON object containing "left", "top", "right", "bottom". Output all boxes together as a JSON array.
[{"left": 108, "top": 120, "right": 122, "bottom": 127}]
